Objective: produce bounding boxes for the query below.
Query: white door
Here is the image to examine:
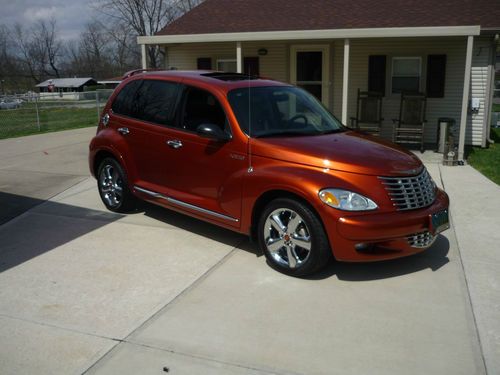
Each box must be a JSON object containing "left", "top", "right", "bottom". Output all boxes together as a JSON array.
[{"left": 290, "top": 45, "right": 330, "bottom": 106}]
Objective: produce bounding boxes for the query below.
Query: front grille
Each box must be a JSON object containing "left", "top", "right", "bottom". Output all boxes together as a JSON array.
[
  {"left": 379, "top": 168, "right": 436, "bottom": 211},
  {"left": 407, "top": 231, "right": 435, "bottom": 248}
]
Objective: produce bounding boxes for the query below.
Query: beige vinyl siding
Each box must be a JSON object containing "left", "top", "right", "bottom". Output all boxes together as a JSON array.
[
  {"left": 165, "top": 41, "right": 288, "bottom": 82},
  {"left": 164, "top": 36, "right": 492, "bottom": 146},
  {"left": 469, "top": 37, "right": 491, "bottom": 147},
  {"left": 333, "top": 37, "right": 472, "bottom": 144}
]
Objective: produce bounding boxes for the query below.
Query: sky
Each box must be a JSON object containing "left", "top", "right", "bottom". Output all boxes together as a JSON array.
[{"left": 0, "top": 0, "right": 95, "bottom": 40}]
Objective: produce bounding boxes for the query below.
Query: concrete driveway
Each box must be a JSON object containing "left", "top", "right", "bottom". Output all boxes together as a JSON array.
[{"left": 0, "top": 128, "right": 498, "bottom": 375}]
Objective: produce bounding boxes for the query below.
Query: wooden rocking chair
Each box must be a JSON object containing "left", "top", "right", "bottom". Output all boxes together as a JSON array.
[
  {"left": 392, "top": 92, "right": 427, "bottom": 152},
  {"left": 350, "top": 89, "right": 383, "bottom": 135}
]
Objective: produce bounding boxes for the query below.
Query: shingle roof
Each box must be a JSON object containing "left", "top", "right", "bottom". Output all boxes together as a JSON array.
[
  {"left": 36, "top": 78, "right": 96, "bottom": 88},
  {"left": 157, "top": 0, "right": 500, "bottom": 36}
]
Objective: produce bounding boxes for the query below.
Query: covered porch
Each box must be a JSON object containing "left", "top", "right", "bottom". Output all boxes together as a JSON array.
[{"left": 138, "top": 25, "right": 492, "bottom": 160}]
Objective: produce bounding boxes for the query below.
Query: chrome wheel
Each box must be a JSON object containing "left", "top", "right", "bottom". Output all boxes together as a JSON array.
[
  {"left": 264, "top": 208, "right": 312, "bottom": 269},
  {"left": 99, "top": 163, "right": 123, "bottom": 208}
]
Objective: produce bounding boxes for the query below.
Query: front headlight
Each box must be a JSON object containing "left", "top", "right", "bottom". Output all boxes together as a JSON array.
[{"left": 319, "top": 188, "right": 378, "bottom": 211}]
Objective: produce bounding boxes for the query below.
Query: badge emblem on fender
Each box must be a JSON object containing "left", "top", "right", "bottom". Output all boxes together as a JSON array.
[{"left": 230, "top": 153, "right": 245, "bottom": 160}]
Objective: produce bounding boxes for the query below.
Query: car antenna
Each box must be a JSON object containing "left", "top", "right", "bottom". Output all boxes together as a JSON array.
[{"left": 247, "top": 69, "right": 253, "bottom": 173}]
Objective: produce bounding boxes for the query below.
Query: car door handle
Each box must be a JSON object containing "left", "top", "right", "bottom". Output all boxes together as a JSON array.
[
  {"left": 117, "top": 127, "right": 130, "bottom": 135},
  {"left": 166, "top": 140, "right": 183, "bottom": 149}
]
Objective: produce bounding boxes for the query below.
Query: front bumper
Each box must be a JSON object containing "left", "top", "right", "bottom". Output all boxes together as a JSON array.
[{"left": 325, "top": 189, "right": 450, "bottom": 261}]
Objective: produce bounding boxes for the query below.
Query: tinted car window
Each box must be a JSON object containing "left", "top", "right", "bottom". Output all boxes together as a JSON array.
[
  {"left": 134, "top": 80, "right": 179, "bottom": 125},
  {"left": 181, "top": 87, "right": 228, "bottom": 133},
  {"left": 228, "top": 86, "right": 344, "bottom": 137},
  {"left": 111, "top": 80, "right": 141, "bottom": 117},
  {"left": 112, "top": 79, "right": 179, "bottom": 126}
]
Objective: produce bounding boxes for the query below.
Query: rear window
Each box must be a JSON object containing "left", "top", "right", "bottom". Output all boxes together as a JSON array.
[{"left": 111, "top": 79, "right": 180, "bottom": 125}]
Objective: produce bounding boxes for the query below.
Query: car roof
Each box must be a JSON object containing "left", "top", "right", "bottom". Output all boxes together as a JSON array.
[{"left": 125, "top": 70, "right": 291, "bottom": 93}]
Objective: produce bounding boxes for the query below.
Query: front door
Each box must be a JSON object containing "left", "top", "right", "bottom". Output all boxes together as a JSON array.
[
  {"left": 160, "top": 84, "right": 246, "bottom": 227},
  {"left": 290, "top": 45, "right": 330, "bottom": 107}
]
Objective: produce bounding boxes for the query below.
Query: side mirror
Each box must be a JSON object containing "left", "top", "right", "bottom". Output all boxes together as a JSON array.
[{"left": 196, "top": 123, "right": 231, "bottom": 141}]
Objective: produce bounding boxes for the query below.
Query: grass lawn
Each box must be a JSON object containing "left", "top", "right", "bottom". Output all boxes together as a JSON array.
[
  {"left": 493, "top": 103, "right": 500, "bottom": 112},
  {"left": 467, "top": 127, "right": 500, "bottom": 185},
  {"left": 0, "top": 102, "right": 100, "bottom": 139}
]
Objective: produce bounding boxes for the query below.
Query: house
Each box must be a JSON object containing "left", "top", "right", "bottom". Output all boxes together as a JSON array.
[
  {"left": 137, "top": 0, "right": 500, "bottom": 160},
  {"left": 97, "top": 77, "right": 122, "bottom": 90},
  {"left": 36, "top": 78, "right": 97, "bottom": 100}
]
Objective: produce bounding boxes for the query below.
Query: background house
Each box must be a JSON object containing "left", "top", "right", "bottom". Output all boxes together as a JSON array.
[
  {"left": 36, "top": 78, "right": 97, "bottom": 100},
  {"left": 137, "top": 0, "right": 500, "bottom": 161},
  {"left": 97, "top": 77, "right": 122, "bottom": 90}
]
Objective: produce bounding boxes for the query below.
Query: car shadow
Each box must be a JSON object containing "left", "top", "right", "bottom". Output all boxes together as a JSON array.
[
  {"left": 0, "top": 190, "right": 450, "bottom": 281},
  {"left": 307, "top": 234, "right": 450, "bottom": 281},
  {"left": 140, "top": 201, "right": 451, "bottom": 281},
  {"left": 0, "top": 191, "right": 123, "bottom": 273},
  {"left": 138, "top": 201, "right": 250, "bottom": 250}
]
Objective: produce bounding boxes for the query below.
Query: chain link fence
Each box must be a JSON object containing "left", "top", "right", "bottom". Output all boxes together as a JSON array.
[{"left": 0, "top": 90, "right": 114, "bottom": 139}]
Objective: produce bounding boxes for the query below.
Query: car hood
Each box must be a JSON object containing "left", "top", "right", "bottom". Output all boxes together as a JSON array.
[{"left": 251, "top": 131, "right": 423, "bottom": 176}]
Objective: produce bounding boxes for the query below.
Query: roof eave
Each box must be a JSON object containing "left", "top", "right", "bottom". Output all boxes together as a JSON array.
[
  {"left": 138, "top": 25, "right": 481, "bottom": 45},
  {"left": 480, "top": 27, "right": 500, "bottom": 35}
]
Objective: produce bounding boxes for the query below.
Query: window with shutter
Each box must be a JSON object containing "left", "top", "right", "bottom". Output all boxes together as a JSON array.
[
  {"left": 426, "top": 55, "right": 446, "bottom": 98},
  {"left": 197, "top": 58, "right": 212, "bottom": 70},
  {"left": 368, "top": 55, "right": 386, "bottom": 95}
]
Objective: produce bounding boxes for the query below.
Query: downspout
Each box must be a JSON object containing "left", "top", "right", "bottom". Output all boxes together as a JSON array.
[{"left": 486, "top": 34, "right": 499, "bottom": 144}]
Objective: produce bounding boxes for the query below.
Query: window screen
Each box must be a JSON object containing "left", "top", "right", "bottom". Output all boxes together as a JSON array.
[
  {"left": 426, "top": 55, "right": 446, "bottom": 98},
  {"left": 392, "top": 57, "right": 421, "bottom": 94},
  {"left": 217, "top": 60, "right": 237, "bottom": 72}
]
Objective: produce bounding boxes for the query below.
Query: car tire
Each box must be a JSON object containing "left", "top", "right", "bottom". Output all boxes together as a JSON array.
[
  {"left": 97, "top": 157, "right": 136, "bottom": 213},
  {"left": 258, "top": 198, "right": 331, "bottom": 277}
]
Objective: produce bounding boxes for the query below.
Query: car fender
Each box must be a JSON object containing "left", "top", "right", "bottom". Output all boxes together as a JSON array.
[{"left": 89, "top": 128, "right": 139, "bottom": 183}]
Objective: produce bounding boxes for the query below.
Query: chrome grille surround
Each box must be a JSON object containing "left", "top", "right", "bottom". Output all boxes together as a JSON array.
[
  {"left": 407, "top": 231, "right": 436, "bottom": 248},
  {"left": 379, "top": 168, "right": 436, "bottom": 211}
]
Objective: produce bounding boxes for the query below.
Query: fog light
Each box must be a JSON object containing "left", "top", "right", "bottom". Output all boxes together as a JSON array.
[{"left": 355, "top": 243, "right": 373, "bottom": 252}]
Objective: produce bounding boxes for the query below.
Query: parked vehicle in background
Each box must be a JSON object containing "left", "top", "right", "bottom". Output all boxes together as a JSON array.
[
  {"left": 89, "top": 70, "right": 450, "bottom": 276},
  {"left": 0, "top": 98, "right": 22, "bottom": 110}
]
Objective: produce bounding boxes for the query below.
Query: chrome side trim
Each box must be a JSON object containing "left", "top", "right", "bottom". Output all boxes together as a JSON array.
[{"left": 134, "top": 185, "right": 239, "bottom": 223}]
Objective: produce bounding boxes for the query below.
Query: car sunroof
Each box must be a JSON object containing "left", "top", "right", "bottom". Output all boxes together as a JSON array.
[{"left": 201, "top": 72, "right": 258, "bottom": 81}]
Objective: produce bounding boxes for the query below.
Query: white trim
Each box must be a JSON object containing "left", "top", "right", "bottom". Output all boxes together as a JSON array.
[
  {"left": 137, "top": 26, "right": 481, "bottom": 45},
  {"left": 342, "top": 39, "right": 350, "bottom": 124},
  {"left": 141, "top": 44, "right": 147, "bottom": 69},
  {"left": 290, "top": 44, "right": 330, "bottom": 106},
  {"left": 236, "top": 42, "right": 242, "bottom": 73},
  {"left": 458, "top": 35, "right": 474, "bottom": 161}
]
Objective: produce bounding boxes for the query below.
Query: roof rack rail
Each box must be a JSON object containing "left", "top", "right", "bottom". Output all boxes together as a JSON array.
[{"left": 121, "top": 68, "right": 162, "bottom": 80}]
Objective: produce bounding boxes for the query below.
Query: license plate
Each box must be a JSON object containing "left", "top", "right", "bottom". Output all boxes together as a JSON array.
[{"left": 430, "top": 209, "right": 450, "bottom": 234}]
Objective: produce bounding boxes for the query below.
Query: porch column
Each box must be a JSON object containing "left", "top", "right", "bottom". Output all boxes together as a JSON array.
[
  {"left": 342, "top": 39, "right": 350, "bottom": 124},
  {"left": 236, "top": 42, "right": 243, "bottom": 73},
  {"left": 458, "top": 35, "right": 474, "bottom": 161},
  {"left": 141, "top": 44, "right": 147, "bottom": 69}
]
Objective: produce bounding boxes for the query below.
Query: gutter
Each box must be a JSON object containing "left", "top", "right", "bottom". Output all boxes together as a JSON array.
[
  {"left": 486, "top": 34, "right": 499, "bottom": 145},
  {"left": 137, "top": 25, "right": 481, "bottom": 45}
]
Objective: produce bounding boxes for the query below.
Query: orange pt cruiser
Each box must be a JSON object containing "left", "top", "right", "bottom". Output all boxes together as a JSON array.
[{"left": 89, "top": 70, "right": 450, "bottom": 276}]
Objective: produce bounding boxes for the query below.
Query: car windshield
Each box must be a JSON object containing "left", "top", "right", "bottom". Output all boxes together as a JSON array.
[{"left": 227, "top": 86, "right": 345, "bottom": 138}]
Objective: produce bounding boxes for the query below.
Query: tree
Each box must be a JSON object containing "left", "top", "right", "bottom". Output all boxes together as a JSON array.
[
  {"left": 13, "top": 19, "right": 62, "bottom": 83},
  {"left": 94, "top": 0, "right": 204, "bottom": 68}
]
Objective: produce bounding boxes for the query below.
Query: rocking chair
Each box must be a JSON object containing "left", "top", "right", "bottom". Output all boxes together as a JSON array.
[
  {"left": 350, "top": 89, "right": 383, "bottom": 135},
  {"left": 392, "top": 92, "right": 427, "bottom": 152}
]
